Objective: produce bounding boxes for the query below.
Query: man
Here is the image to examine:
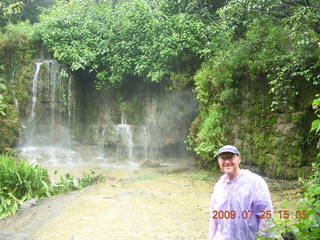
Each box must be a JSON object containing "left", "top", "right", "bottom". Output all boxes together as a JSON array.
[{"left": 208, "top": 145, "right": 273, "bottom": 240}]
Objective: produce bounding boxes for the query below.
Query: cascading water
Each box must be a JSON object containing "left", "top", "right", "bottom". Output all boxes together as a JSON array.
[
  {"left": 18, "top": 59, "right": 81, "bottom": 167},
  {"left": 97, "top": 124, "right": 108, "bottom": 158},
  {"left": 115, "top": 123, "right": 134, "bottom": 161},
  {"left": 12, "top": 90, "right": 19, "bottom": 112},
  {"left": 143, "top": 126, "right": 149, "bottom": 160},
  {"left": 16, "top": 57, "right": 196, "bottom": 171},
  {"left": 30, "top": 62, "right": 41, "bottom": 127},
  {"left": 121, "top": 111, "right": 126, "bottom": 125},
  {"left": 96, "top": 111, "right": 151, "bottom": 163},
  {"left": 25, "top": 60, "right": 76, "bottom": 146}
]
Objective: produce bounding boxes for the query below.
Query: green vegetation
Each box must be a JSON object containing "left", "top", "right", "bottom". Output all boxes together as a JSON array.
[
  {"left": 126, "top": 173, "right": 166, "bottom": 183},
  {"left": 188, "top": 0, "right": 320, "bottom": 177},
  {"left": 183, "top": 169, "right": 218, "bottom": 182},
  {"left": 32, "top": 0, "right": 220, "bottom": 88},
  {"left": 0, "top": 154, "right": 49, "bottom": 218},
  {"left": 1, "top": 0, "right": 316, "bottom": 178},
  {"left": 0, "top": 20, "right": 35, "bottom": 152},
  {"left": 294, "top": 161, "right": 320, "bottom": 239},
  {"left": 50, "top": 170, "right": 105, "bottom": 195},
  {"left": 296, "top": 95, "right": 320, "bottom": 237},
  {"left": 0, "top": 154, "right": 104, "bottom": 219},
  {"left": 0, "top": 0, "right": 319, "bottom": 237},
  {"left": 265, "top": 162, "right": 320, "bottom": 239},
  {"left": 258, "top": 96, "right": 320, "bottom": 239},
  {"left": 0, "top": 0, "right": 52, "bottom": 29}
]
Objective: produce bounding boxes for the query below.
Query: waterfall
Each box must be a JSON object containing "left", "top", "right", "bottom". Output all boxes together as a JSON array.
[
  {"left": 12, "top": 90, "right": 19, "bottom": 112},
  {"left": 120, "top": 124, "right": 133, "bottom": 161},
  {"left": 95, "top": 111, "right": 153, "bottom": 162},
  {"left": 143, "top": 126, "right": 149, "bottom": 160},
  {"left": 121, "top": 111, "right": 126, "bottom": 125},
  {"left": 30, "top": 62, "right": 42, "bottom": 124},
  {"left": 97, "top": 124, "right": 108, "bottom": 158},
  {"left": 24, "top": 60, "right": 76, "bottom": 146},
  {"left": 96, "top": 123, "right": 151, "bottom": 162},
  {"left": 97, "top": 119, "right": 143, "bottom": 162},
  {"left": 17, "top": 57, "right": 196, "bottom": 169},
  {"left": 9, "top": 67, "right": 16, "bottom": 85},
  {"left": 49, "top": 61, "right": 58, "bottom": 144},
  {"left": 115, "top": 113, "right": 134, "bottom": 161},
  {"left": 67, "top": 77, "right": 72, "bottom": 128}
]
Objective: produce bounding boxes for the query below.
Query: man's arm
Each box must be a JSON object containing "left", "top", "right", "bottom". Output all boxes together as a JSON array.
[
  {"left": 208, "top": 192, "right": 218, "bottom": 240},
  {"left": 254, "top": 177, "right": 274, "bottom": 238},
  {"left": 208, "top": 213, "right": 218, "bottom": 240}
]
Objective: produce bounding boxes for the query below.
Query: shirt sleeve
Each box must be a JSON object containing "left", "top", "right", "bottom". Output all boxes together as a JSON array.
[
  {"left": 253, "top": 177, "right": 273, "bottom": 238},
  {"left": 208, "top": 191, "right": 217, "bottom": 240},
  {"left": 208, "top": 179, "right": 223, "bottom": 240}
]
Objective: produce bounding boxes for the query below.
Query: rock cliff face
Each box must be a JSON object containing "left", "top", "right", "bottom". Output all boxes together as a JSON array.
[
  {"left": 1, "top": 48, "right": 316, "bottom": 178},
  {"left": 0, "top": 38, "right": 35, "bottom": 153},
  {"left": 21, "top": 60, "right": 77, "bottom": 147},
  {"left": 74, "top": 70, "right": 199, "bottom": 161},
  {"left": 10, "top": 62, "right": 198, "bottom": 162},
  {"left": 223, "top": 77, "right": 316, "bottom": 179}
]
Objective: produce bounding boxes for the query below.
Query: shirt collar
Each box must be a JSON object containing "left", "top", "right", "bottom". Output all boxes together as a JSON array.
[{"left": 223, "top": 169, "right": 248, "bottom": 183}]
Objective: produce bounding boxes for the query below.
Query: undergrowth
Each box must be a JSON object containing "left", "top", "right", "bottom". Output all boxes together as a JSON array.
[{"left": 0, "top": 154, "right": 105, "bottom": 219}]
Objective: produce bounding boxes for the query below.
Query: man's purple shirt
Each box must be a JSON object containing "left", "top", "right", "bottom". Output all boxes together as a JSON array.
[{"left": 208, "top": 169, "right": 273, "bottom": 240}]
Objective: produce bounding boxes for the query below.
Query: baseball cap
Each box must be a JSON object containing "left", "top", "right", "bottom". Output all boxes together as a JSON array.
[{"left": 217, "top": 145, "right": 240, "bottom": 156}]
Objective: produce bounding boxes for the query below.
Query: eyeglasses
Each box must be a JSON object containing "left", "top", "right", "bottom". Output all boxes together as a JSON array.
[{"left": 218, "top": 154, "right": 238, "bottom": 161}]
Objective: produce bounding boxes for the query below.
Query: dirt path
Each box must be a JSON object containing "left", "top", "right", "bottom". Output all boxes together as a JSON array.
[
  {"left": 0, "top": 168, "right": 301, "bottom": 240},
  {"left": 0, "top": 168, "right": 211, "bottom": 240}
]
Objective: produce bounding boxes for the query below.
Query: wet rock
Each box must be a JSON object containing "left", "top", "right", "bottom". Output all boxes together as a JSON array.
[
  {"left": 266, "top": 179, "right": 302, "bottom": 191},
  {"left": 20, "top": 198, "right": 37, "bottom": 209},
  {"left": 0, "top": 232, "right": 28, "bottom": 240},
  {"left": 282, "top": 231, "right": 297, "bottom": 240},
  {"left": 141, "top": 160, "right": 161, "bottom": 168}
]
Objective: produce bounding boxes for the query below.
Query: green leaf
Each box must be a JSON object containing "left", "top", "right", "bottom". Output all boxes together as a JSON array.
[{"left": 311, "top": 120, "right": 320, "bottom": 132}]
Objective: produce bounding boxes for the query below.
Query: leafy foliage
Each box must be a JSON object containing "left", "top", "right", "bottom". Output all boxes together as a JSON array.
[
  {"left": 311, "top": 95, "right": 320, "bottom": 148},
  {"left": 1, "top": 1, "right": 23, "bottom": 17},
  {"left": 188, "top": 0, "right": 320, "bottom": 167},
  {"left": 255, "top": 97, "right": 320, "bottom": 239},
  {"left": 193, "top": 105, "right": 226, "bottom": 166},
  {"left": 49, "top": 170, "right": 105, "bottom": 195},
  {"left": 33, "top": 0, "right": 215, "bottom": 88},
  {"left": 266, "top": 149, "right": 320, "bottom": 238},
  {"left": 151, "top": 0, "right": 226, "bottom": 21},
  {"left": 0, "top": 0, "right": 53, "bottom": 30},
  {"left": 0, "top": 154, "right": 104, "bottom": 219},
  {"left": 293, "top": 161, "right": 320, "bottom": 239},
  {"left": 4, "top": 20, "right": 34, "bottom": 38},
  {"left": 0, "top": 154, "right": 51, "bottom": 218}
]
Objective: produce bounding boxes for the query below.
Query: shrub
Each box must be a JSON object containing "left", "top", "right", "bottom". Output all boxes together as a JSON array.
[
  {"left": 0, "top": 154, "right": 104, "bottom": 219},
  {"left": 0, "top": 154, "right": 51, "bottom": 218}
]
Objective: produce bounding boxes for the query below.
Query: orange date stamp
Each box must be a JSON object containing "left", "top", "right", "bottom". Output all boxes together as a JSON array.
[
  {"left": 274, "top": 209, "right": 307, "bottom": 219},
  {"left": 212, "top": 210, "right": 308, "bottom": 219}
]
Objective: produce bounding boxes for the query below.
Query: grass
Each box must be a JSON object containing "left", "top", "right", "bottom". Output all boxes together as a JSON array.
[
  {"left": 183, "top": 169, "right": 220, "bottom": 182},
  {"left": 125, "top": 173, "right": 166, "bottom": 183}
]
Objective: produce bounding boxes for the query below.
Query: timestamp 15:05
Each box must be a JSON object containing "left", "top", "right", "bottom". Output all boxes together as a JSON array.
[{"left": 212, "top": 210, "right": 307, "bottom": 219}]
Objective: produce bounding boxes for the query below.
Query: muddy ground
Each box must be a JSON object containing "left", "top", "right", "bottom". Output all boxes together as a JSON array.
[{"left": 0, "top": 166, "right": 302, "bottom": 240}]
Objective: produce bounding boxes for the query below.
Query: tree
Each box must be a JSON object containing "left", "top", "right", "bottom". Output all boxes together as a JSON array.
[
  {"left": 33, "top": 0, "right": 214, "bottom": 88},
  {"left": 0, "top": 0, "right": 53, "bottom": 30}
]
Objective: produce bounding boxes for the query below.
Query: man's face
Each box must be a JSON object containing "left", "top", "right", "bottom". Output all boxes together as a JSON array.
[{"left": 218, "top": 152, "right": 241, "bottom": 175}]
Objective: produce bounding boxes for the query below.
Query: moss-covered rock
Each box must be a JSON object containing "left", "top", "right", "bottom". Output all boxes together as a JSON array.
[
  {"left": 191, "top": 67, "right": 317, "bottom": 179},
  {"left": 0, "top": 103, "right": 20, "bottom": 152},
  {"left": 221, "top": 83, "right": 314, "bottom": 179},
  {"left": 0, "top": 35, "right": 36, "bottom": 152}
]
